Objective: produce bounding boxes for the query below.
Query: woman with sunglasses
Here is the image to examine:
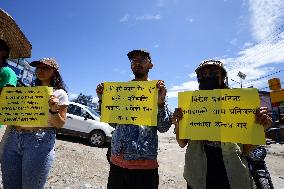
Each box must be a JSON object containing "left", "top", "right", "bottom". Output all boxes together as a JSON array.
[{"left": 1, "top": 58, "right": 69, "bottom": 189}]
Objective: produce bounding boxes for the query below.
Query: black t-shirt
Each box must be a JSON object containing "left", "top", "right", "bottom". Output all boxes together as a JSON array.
[{"left": 204, "top": 144, "right": 231, "bottom": 189}]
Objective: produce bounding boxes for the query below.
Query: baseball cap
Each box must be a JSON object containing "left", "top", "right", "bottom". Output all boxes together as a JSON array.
[{"left": 30, "top": 58, "right": 59, "bottom": 71}]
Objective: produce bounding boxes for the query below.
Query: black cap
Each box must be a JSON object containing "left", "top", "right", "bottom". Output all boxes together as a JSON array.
[{"left": 127, "top": 49, "right": 151, "bottom": 62}]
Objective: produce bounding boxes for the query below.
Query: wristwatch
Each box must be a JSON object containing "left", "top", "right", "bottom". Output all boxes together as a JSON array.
[{"left": 49, "top": 109, "right": 59, "bottom": 114}]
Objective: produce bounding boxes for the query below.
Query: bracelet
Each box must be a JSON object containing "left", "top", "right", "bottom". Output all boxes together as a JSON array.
[{"left": 49, "top": 109, "right": 59, "bottom": 114}]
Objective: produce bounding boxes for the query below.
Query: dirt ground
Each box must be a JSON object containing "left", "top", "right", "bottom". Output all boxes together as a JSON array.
[{"left": 0, "top": 126, "right": 283, "bottom": 189}]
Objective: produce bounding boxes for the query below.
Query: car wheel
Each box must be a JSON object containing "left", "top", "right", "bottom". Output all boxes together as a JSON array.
[{"left": 88, "top": 130, "right": 106, "bottom": 147}]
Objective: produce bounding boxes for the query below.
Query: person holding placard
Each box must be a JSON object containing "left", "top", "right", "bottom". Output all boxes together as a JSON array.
[
  {"left": 1, "top": 58, "right": 69, "bottom": 189},
  {"left": 172, "top": 60, "right": 272, "bottom": 189},
  {"left": 96, "top": 50, "right": 172, "bottom": 189},
  {"left": 0, "top": 39, "right": 18, "bottom": 159},
  {"left": 0, "top": 39, "right": 17, "bottom": 93}
]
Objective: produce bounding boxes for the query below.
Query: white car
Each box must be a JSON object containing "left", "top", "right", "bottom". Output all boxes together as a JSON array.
[{"left": 57, "top": 102, "right": 115, "bottom": 147}]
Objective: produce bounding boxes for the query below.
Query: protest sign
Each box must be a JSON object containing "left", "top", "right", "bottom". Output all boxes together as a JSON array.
[
  {"left": 0, "top": 86, "right": 52, "bottom": 126},
  {"left": 101, "top": 81, "right": 158, "bottom": 126},
  {"left": 270, "top": 89, "right": 284, "bottom": 103},
  {"left": 178, "top": 88, "right": 265, "bottom": 145}
]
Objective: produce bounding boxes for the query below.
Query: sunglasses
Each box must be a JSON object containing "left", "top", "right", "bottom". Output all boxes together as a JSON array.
[
  {"left": 35, "top": 65, "right": 52, "bottom": 71},
  {"left": 197, "top": 68, "right": 223, "bottom": 79},
  {"left": 130, "top": 57, "right": 150, "bottom": 64}
]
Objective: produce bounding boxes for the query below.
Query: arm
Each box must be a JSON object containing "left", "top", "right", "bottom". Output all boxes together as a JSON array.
[
  {"left": 243, "top": 107, "right": 272, "bottom": 155},
  {"left": 96, "top": 82, "right": 104, "bottom": 113},
  {"left": 172, "top": 108, "right": 188, "bottom": 148},
  {"left": 48, "top": 90, "right": 69, "bottom": 129},
  {"left": 157, "top": 105, "right": 172, "bottom": 133},
  {"left": 48, "top": 105, "right": 68, "bottom": 129},
  {"left": 156, "top": 80, "right": 172, "bottom": 133}
]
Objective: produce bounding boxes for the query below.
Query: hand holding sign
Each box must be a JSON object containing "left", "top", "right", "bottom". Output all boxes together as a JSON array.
[
  {"left": 0, "top": 86, "right": 53, "bottom": 126},
  {"left": 178, "top": 88, "right": 267, "bottom": 145},
  {"left": 101, "top": 81, "right": 158, "bottom": 126},
  {"left": 49, "top": 95, "right": 59, "bottom": 113},
  {"left": 255, "top": 107, "right": 272, "bottom": 130},
  {"left": 96, "top": 82, "right": 105, "bottom": 101},
  {"left": 172, "top": 108, "right": 183, "bottom": 126},
  {"left": 157, "top": 80, "right": 166, "bottom": 108}
]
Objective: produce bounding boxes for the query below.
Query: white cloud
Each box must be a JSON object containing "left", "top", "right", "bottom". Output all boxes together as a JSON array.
[
  {"left": 168, "top": 81, "right": 199, "bottom": 98},
  {"left": 157, "top": 0, "right": 177, "bottom": 7},
  {"left": 189, "top": 73, "right": 196, "bottom": 78},
  {"left": 135, "top": 14, "right": 161, "bottom": 21},
  {"left": 157, "top": 0, "right": 168, "bottom": 7},
  {"left": 220, "top": 0, "right": 284, "bottom": 89},
  {"left": 249, "top": 0, "right": 284, "bottom": 42},
  {"left": 169, "top": 0, "right": 284, "bottom": 100},
  {"left": 243, "top": 42, "right": 253, "bottom": 48},
  {"left": 154, "top": 44, "right": 159, "bottom": 48},
  {"left": 229, "top": 38, "right": 238, "bottom": 46},
  {"left": 186, "top": 18, "right": 194, "bottom": 23},
  {"left": 223, "top": 38, "right": 284, "bottom": 80},
  {"left": 119, "top": 14, "right": 129, "bottom": 23},
  {"left": 119, "top": 13, "right": 161, "bottom": 22}
]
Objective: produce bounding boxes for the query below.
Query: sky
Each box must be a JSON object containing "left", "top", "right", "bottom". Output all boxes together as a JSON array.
[{"left": 1, "top": 0, "right": 284, "bottom": 109}]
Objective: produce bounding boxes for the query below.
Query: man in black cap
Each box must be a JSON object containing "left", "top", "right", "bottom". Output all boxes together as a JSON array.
[{"left": 96, "top": 49, "right": 172, "bottom": 189}]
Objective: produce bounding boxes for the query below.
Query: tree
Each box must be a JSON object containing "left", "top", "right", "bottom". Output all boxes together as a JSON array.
[{"left": 72, "top": 93, "right": 98, "bottom": 111}]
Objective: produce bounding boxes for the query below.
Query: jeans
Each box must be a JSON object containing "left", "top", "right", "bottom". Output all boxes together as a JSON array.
[{"left": 1, "top": 128, "right": 56, "bottom": 189}]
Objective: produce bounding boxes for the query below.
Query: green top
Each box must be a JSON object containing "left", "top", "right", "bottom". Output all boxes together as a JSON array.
[{"left": 0, "top": 66, "right": 17, "bottom": 88}]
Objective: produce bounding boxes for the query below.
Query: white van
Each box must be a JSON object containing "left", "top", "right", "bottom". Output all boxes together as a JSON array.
[{"left": 57, "top": 102, "right": 114, "bottom": 147}]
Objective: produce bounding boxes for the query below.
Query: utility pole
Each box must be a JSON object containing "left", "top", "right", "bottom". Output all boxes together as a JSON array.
[{"left": 237, "top": 71, "right": 246, "bottom": 88}]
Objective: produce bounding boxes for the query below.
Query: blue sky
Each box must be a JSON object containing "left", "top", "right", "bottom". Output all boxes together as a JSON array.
[{"left": 1, "top": 0, "right": 284, "bottom": 109}]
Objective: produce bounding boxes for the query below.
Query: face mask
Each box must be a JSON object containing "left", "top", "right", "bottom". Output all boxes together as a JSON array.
[{"left": 198, "top": 76, "right": 222, "bottom": 90}]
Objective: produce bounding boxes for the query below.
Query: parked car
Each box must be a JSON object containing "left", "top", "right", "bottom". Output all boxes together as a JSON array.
[{"left": 57, "top": 102, "right": 115, "bottom": 147}]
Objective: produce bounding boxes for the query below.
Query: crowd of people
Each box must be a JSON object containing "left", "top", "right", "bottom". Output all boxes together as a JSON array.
[{"left": 0, "top": 36, "right": 275, "bottom": 189}]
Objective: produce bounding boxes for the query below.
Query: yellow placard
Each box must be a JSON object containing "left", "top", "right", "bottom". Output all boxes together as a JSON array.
[
  {"left": 178, "top": 88, "right": 265, "bottom": 145},
  {"left": 101, "top": 81, "right": 158, "bottom": 126},
  {"left": 0, "top": 86, "right": 53, "bottom": 126},
  {"left": 270, "top": 89, "right": 284, "bottom": 103}
]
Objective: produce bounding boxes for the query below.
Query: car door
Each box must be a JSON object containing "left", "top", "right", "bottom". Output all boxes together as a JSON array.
[{"left": 65, "top": 104, "right": 90, "bottom": 133}]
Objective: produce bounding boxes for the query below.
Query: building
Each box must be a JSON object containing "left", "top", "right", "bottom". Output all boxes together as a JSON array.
[
  {"left": 7, "top": 58, "right": 34, "bottom": 86},
  {"left": 259, "top": 91, "right": 272, "bottom": 111}
]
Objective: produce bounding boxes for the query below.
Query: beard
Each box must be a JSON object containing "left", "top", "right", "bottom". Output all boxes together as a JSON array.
[
  {"left": 133, "top": 68, "right": 149, "bottom": 78},
  {"left": 198, "top": 76, "right": 223, "bottom": 90}
]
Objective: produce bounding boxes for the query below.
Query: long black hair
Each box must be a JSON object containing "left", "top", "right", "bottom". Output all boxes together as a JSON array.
[{"left": 32, "top": 68, "right": 68, "bottom": 92}]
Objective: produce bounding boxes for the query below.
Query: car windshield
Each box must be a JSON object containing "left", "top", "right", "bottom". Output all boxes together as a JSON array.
[{"left": 87, "top": 107, "right": 100, "bottom": 117}]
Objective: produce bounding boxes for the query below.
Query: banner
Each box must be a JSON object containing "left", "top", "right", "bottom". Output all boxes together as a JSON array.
[
  {"left": 178, "top": 88, "right": 265, "bottom": 145},
  {"left": 0, "top": 86, "right": 53, "bottom": 126},
  {"left": 101, "top": 81, "right": 158, "bottom": 126}
]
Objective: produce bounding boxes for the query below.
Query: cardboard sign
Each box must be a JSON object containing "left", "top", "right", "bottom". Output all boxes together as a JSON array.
[
  {"left": 101, "top": 81, "right": 158, "bottom": 126},
  {"left": 178, "top": 88, "right": 265, "bottom": 145},
  {"left": 0, "top": 86, "right": 52, "bottom": 126}
]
